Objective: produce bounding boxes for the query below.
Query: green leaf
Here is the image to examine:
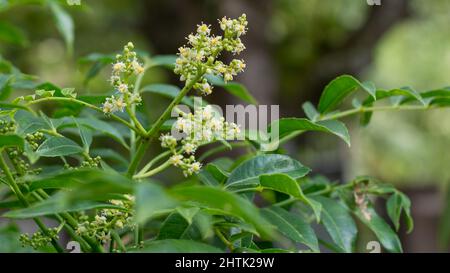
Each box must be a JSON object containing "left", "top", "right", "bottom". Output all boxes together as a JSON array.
[
  {"left": 74, "top": 117, "right": 128, "bottom": 148},
  {"left": 0, "top": 134, "right": 24, "bottom": 149},
  {"left": 318, "top": 75, "right": 376, "bottom": 114},
  {"left": 61, "top": 88, "right": 76, "bottom": 98},
  {"left": 140, "top": 84, "right": 194, "bottom": 107},
  {"left": 74, "top": 119, "right": 92, "bottom": 152},
  {"left": 49, "top": 0, "right": 74, "bottom": 53},
  {"left": 4, "top": 194, "right": 122, "bottom": 218},
  {"left": 35, "top": 89, "right": 55, "bottom": 98},
  {"left": 176, "top": 207, "right": 200, "bottom": 225},
  {"left": 225, "top": 154, "right": 311, "bottom": 190},
  {"left": 262, "top": 206, "right": 318, "bottom": 252},
  {"left": 206, "top": 74, "right": 257, "bottom": 104},
  {"left": 14, "top": 111, "right": 49, "bottom": 135},
  {"left": 259, "top": 173, "right": 322, "bottom": 222},
  {"left": 157, "top": 213, "right": 191, "bottom": 240},
  {"left": 36, "top": 136, "right": 83, "bottom": 157},
  {"left": 135, "top": 183, "right": 176, "bottom": 225},
  {"left": 360, "top": 88, "right": 427, "bottom": 125},
  {"left": 149, "top": 55, "right": 177, "bottom": 69},
  {"left": 386, "top": 192, "right": 413, "bottom": 233},
  {"left": 271, "top": 118, "right": 351, "bottom": 146},
  {"left": 353, "top": 203, "right": 403, "bottom": 253},
  {"left": 170, "top": 185, "right": 273, "bottom": 239},
  {"left": 130, "top": 239, "right": 223, "bottom": 253},
  {"left": 302, "top": 102, "right": 319, "bottom": 121},
  {"left": 312, "top": 196, "right": 357, "bottom": 253}
]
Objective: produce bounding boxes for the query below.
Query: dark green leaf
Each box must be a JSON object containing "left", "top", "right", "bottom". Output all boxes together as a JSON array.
[
  {"left": 353, "top": 203, "right": 402, "bottom": 253},
  {"left": 225, "top": 154, "right": 310, "bottom": 190},
  {"left": 312, "top": 196, "right": 357, "bottom": 253},
  {"left": 318, "top": 75, "right": 376, "bottom": 114},
  {"left": 171, "top": 185, "right": 273, "bottom": 238},
  {"left": 262, "top": 206, "right": 318, "bottom": 252},
  {"left": 0, "top": 134, "right": 24, "bottom": 149},
  {"left": 270, "top": 118, "right": 350, "bottom": 146}
]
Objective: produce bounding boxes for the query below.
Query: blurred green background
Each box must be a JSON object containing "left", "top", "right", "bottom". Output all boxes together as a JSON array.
[{"left": 0, "top": 0, "right": 449, "bottom": 252}]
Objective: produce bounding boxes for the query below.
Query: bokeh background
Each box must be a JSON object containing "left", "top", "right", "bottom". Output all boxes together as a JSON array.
[{"left": 0, "top": 0, "right": 449, "bottom": 252}]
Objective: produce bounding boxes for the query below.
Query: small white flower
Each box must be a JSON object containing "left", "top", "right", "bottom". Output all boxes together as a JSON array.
[
  {"left": 117, "top": 83, "right": 128, "bottom": 93},
  {"left": 224, "top": 73, "right": 233, "bottom": 82},
  {"left": 183, "top": 142, "right": 197, "bottom": 154},
  {"left": 102, "top": 101, "right": 114, "bottom": 114},
  {"left": 129, "top": 93, "right": 142, "bottom": 104},
  {"left": 113, "top": 62, "right": 126, "bottom": 73},
  {"left": 170, "top": 154, "right": 184, "bottom": 167},
  {"left": 197, "top": 24, "right": 211, "bottom": 36},
  {"left": 114, "top": 96, "right": 126, "bottom": 112},
  {"left": 189, "top": 161, "right": 202, "bottom": 173},
  {"left": 132, "top": 59, "right": 144, "bottom": 74}
]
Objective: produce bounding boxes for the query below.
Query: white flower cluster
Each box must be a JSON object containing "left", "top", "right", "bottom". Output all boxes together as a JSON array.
[
  {"left": 102, "top": 42, "right": 144, "bottom": 114},
  {"left": 174, "top": 14, "right": 248, "bottom": 96},
  {"left": 160, "top": 105, "right": 241, "bottom": 176}
]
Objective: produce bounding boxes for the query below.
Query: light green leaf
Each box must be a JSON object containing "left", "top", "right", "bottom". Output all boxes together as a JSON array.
[
  {"left": 312, "top": 196, "right": 357, "bottom": 253},
  {"left": 36, "top": 136, "right": 83, "bottom": 157},
  {"left": 262, "top": 206, "right": 319, "bottom": 252},
  {"left": 318, "top": 75, "right": 376, "bottom": 114},
  {"left": 225, "top": 154, "right": 311, "bottom": 190},
  {"left": 259, "top": 173, "right": 322, "bottom": 222},
  {"left": 61, "top": 87, "right": 76, "bottom": 98},
  {"left": 302, "top": 102, "right": 319, "bottom": 121}
]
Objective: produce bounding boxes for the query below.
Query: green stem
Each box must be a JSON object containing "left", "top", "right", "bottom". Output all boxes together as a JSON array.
[
  {"left": 36, "top": 189, "right": 104, "bottom": 253},
  {"left": 111, "top": 231, "right": 127, "bottom": 252},
  {"left": 215, "top": 228, "right": 234, "bottom": 252},
  {"left": 136, "top": 150, "right": 172, "bottom": 176},
  {"left": 145, "top": 73, "right": 202, "bottom": 139},
  {"left": 31, "top": 191, "right": 92, "bottom": 252},
  {"left": 126, "top": 72, "right": 203, "bottom": 177},
  {"left": 133, "top": 160, "right": 171, "bottom": 179},
  {"left": 126, "top": 139, "right": 150, "bottom": 177},
  {"left": 0, "top": 151, "right": 64, "bottom": 253}
]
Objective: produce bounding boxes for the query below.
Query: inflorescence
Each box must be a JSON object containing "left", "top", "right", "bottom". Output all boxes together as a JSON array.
[{"left": 102, "top": 42, "right": 144, "bottom": 114}]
